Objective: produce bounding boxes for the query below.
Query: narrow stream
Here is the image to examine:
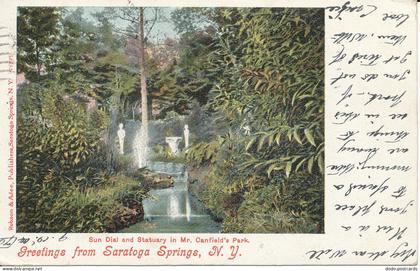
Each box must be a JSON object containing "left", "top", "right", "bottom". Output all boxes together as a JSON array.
[{"left": 121, "top": 162, "right": 221, "bottom": 233}]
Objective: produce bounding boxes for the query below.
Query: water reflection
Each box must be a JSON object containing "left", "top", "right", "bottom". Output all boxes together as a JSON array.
[{"left": 121, "top": 162, "right": 220, "bottom": 233}]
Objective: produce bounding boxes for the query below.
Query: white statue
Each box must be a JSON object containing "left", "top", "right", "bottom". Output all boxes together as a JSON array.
[
  {"left": 184, "top": 124, "right": 190, "bottom": 149},
  {"left": 117, "top": 123, "right": 126, "bottom": 154}
]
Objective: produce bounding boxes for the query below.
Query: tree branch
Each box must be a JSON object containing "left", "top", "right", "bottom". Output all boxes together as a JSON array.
[
  {"left": 145, "top": 8, "right": 159, "bottom": 39},
  {"left": 115, "top": 13, "right": 137, "bottom": 24},
  {"left": 113, "top": 26, "right": 137, "bottom": 38}
]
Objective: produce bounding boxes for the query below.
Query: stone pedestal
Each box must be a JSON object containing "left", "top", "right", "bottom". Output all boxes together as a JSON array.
[{"left": 165, "top": 137, "right": 182, "bottom": 156}]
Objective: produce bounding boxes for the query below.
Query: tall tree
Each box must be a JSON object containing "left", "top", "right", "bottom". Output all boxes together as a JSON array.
[
  {"left": 92, "top": 8, "right": 121, "bottom": 50},
  {"left": 111, "top": 7, "right": 163, "bottom": 163},
  {"left": 139, "top": 8, "right": 149, "bottom": 142},
  {"left": 17, "top": 7, "right": 60, "bottom": 81},
  {"left": 149, "top": 28, "right": 216, "bottom": 118}
]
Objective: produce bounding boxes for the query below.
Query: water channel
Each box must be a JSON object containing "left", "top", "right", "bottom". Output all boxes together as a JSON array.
[{"left": 121, "top": 162, "right": 221, "bottom": 233}]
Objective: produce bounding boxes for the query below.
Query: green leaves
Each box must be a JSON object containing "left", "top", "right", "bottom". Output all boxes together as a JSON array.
[
  {"left": 257, "top": 135, "right": 266, "bottom": 151},
  {"left": 307, "top": 157, "right": 314, "bottom": 173},
  {"left": 190, "top": 9, "right": 325, "bottom": 233},
  {"left": 293, "top": 129, "right": 302, "bottom": 145},
  {"left": 185, "top": 139, "right": 223, "bottom": 166},
  {"left": 304, "top": 25, "right": 311, "bottom": 38},
  {"left": 245, "top": 125, "right": 320, "bottom": 154},
  {"left": 245, "top": 137, "right": 256, "bottom": 151},
  {"left": 285, "top": 162, "right": 292, "bottom": 178},
  {"left": 317, "top": 152, "right": 324, "bottom": 173},
  {"left": 267, "top": 164, "right": 282, "bottom": 178},
  {"left": 304, "top": 128, "right": 316, "bottom": 146},
  {"left": 17, "top": 7, "right": 60, "bottom": 78}
]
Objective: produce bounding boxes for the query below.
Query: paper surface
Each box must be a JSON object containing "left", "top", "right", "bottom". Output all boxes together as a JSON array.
[{"left": 0, "top": 0, "right": 417, "bottom": 266}]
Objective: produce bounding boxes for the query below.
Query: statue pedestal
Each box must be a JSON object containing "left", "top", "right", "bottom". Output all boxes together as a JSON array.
[{"left": 165, "top": 137, "right": 182, "bottom": 156}]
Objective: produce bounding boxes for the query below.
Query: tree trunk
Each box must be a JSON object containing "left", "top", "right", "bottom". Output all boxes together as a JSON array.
[
  {"left": 35, "top": 45, "right": 41, "bottom": 80},
  {"left": 139, "top": 8, "right": 149, "bottom": 141},
  {"left": 148, "top": 95, "right": 153, "bottom": 120}
]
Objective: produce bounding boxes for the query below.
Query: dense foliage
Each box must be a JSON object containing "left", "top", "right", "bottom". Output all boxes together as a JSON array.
[
  {"left": 16, "top": 8, "right": 147, "bottom": 232},
  {"left": 16, "top": 81, "right": 147, "bottom": 232},
  {"left": 17, "top": 7, "right": 60, "bottom": 80},
  {"left": 186, "top": 8, "right": 324, "bottom": 233},
  {"left": 17, "top": 7, "right": 324, "bottom": 233}
]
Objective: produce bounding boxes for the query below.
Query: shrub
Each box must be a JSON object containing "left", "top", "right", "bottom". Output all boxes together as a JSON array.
[
  {"left": 186, "top": 8, "right": 324, "bottom": 233},
  {"left": 151, "top": 144, "right": 186, "bottom": 163},
  {"left": 18, "top": 174, "right": 146, "bottom": 233},
  {"left": 114, "top": 154, "right": 135, "bottom": 173},
  {"left": 16, "top": 83, "right": 147, "bottom": 232}
]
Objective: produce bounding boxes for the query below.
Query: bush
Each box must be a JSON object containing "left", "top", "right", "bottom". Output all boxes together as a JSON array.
[
  {"left": 16, "top": 83, "right": 148, "bottom": 232},
  {"left": 150, "top": 144, "right": 186, "bottom": 163},
  {"left": 18, "top": 174, "right": 146, "bottom": 233},
  {"left": 114, "top": 154, "right": 135, "bottom": 173},
  {"left": 186, "top": 8, "right": 324, "bottom": 233}
]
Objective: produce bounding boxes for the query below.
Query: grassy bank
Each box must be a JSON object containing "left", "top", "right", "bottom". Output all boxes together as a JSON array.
[
  {"left": 17, "top": 174, "right": 147, "bottom": 233},
  {"left": 187, "top": 164, "right": 323, "bottom": 233}
]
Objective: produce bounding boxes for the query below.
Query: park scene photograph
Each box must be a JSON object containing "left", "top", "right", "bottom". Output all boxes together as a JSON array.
[{"left": 16, "top": 6, "right": 325, "bottom": 233}]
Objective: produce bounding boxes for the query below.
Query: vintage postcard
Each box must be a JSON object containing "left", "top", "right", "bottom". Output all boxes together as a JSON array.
[{"left": 0, "top": 0, "right": 417, "bottom": 266}]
